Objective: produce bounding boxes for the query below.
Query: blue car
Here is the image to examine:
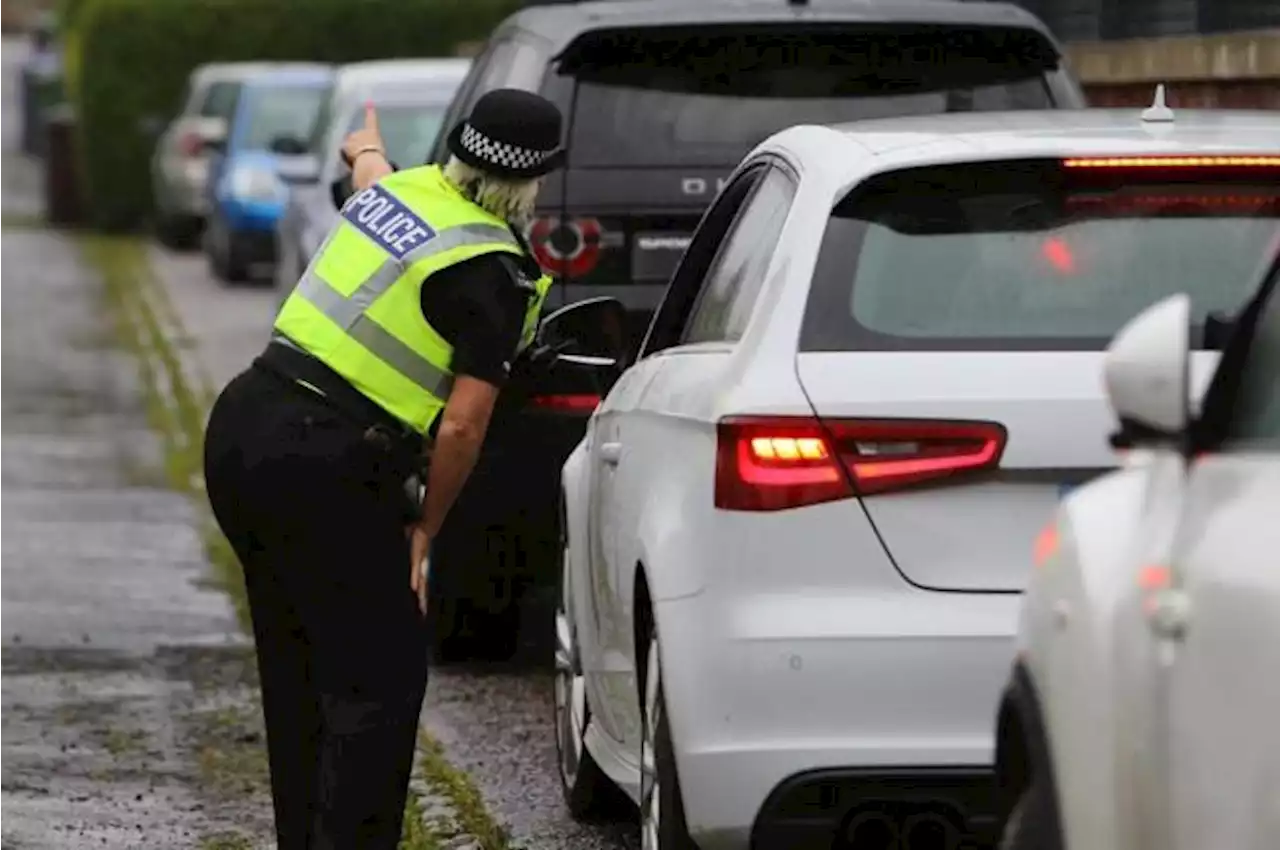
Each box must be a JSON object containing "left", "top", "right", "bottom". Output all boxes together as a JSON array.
[{"left": 203, "top": 64, "right": 333, "bottom": 284}]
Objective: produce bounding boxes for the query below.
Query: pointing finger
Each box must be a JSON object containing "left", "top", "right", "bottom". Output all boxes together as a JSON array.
[{"left": 364, "top": 100, "right": 379, "bottom": 131}]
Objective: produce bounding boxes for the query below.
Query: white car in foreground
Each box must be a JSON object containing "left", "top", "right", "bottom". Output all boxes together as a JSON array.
[
  {"left": 997, "top": 253, "right": 1280, "bottom": 850},
  {"left": 553, "top": 105, "right": 1280, "bottom": 850}
]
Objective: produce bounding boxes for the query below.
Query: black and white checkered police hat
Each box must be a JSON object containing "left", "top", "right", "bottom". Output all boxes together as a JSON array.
[{"left": 446, "top": 89, "right": 566, "bottom": 180}]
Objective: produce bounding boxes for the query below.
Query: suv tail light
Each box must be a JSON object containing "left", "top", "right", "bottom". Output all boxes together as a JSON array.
[
  {"left": 528, "top": 393, "right": 601, "bottom": 414},
  {"left": 714, "top": 416, "right": 1007, "bottom": 511},
  {"left": 528, "top": 216, "right": 603, "bottom": 277},
  {"left": 177, "top": 130, "right": 204, "bottom": 157}
]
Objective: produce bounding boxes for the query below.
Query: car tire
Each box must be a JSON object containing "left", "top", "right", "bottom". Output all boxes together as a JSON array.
[
  {"left": 640, "top": 627, "right": 697, "bottom": 850},
  {"left": 156, "top": 213, "right": 201, "bottom": 251},
  {"left": 554, "top": 523, "right": 624, "bottom": 820},
  {"left": 206, "top": 217, "right": 248, "bottom": 285},
  {"left": 1000, "top": 780, "right": 1063, "bottom": 850}
]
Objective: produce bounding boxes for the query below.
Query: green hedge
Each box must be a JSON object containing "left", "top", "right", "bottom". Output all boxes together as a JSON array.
[
  {"left": 55, "top": 0, "right": 91, "bottom": 34},
  {"left": 71, "top": 0, "right": 522, "bottom": 230}
]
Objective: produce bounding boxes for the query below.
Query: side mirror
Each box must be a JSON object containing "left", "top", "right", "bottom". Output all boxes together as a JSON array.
[
  {"left": 330, "top": 175, "right": 354, "bottom": 209},
  {"left": 1103, "top": 293, "right": 1193, "bottom": 449},
  {"left": 269, "top": 135, "right": 307, "bottom": 156},
  {"left": 538, "top": 296, "right": 629, "bottom": 364}
]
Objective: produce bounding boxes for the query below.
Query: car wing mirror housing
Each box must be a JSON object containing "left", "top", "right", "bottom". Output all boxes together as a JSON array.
[
  {"left": 538, "top": 296, "right": 629, "bottom": 366},
  {"left": 330, "top": 175, "right": 354, "bottom": 210},
  {"left": 1103, "top": 293, "right": 1193, "bottom": 451}
]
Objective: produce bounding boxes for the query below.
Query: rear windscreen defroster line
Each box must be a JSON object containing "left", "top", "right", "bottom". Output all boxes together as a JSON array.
[
  {"left": 800, "top": 159, "right": 1280, "bottom": 353},
  {"left": 557, "top": 25, "right": 1063, "bottom": 169}
]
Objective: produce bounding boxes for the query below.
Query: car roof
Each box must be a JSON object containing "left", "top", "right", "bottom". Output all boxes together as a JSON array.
[
  {"left": 505, "top": 0, "right": 1054, "bottom": 54},
  {"left": 191, "top": 61, "right": 330, "bottom": 84},
  {"left": 240, "top": 65, "right": 334, "bottom": 88},
  {"left": 333, "top": 58, "right": 471, "bottom": 86},
  {"left": 330, "top": 59, "right": 469, "bottom": 105},
  {"left": 767, "top": 108, "right": 1280, "bottom": 186}
]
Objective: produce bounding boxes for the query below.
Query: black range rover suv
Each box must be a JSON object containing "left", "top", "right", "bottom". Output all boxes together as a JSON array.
[{"left": 425, "top": 0, "right": 1085, "bottom": 661}]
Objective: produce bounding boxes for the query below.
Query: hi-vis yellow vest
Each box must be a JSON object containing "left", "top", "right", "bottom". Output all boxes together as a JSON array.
[{"left": 272, "top": 165, "right": 553, "bottom": 436}]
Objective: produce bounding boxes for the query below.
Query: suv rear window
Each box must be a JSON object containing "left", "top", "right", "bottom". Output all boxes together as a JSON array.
[
  {"left": 560, "top": 25, "right": 1061, "bottom": 168},
  {"left": 800, "top": 160, "right": 1280, "bottom": 352}
]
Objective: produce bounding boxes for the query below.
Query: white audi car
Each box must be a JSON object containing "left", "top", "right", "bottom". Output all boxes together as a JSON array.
[
  {"left": 553, "top": 104, "right": 1280, "bottom": 850},
  {"left": 996, "top": 252, "right": 1280, "bottom": 850}
]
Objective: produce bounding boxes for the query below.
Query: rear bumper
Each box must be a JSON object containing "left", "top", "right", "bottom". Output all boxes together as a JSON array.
[
  {"left": 158, "top": 159, "right": 211, "bottom": 217},
  {"left": 656, "top": 585, "right": 1020, "bottom": 850},
  {"left": 227, "top": 228, "right": 277, "bottom": 266},
  {"left": 751, "top": 766, "right": 998, "bottom": 850}
]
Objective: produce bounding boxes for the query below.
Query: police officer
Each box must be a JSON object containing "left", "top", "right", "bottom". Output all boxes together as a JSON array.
[{"left": 201, "top": 89, "right": 564, "bottom": 849}]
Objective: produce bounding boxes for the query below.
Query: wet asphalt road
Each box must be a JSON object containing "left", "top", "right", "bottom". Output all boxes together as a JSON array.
[{"left": 150, "top": 193, "right": 641, "bottom": 848}]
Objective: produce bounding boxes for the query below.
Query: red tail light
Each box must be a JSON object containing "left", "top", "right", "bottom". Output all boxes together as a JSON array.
[
  {"left": 528, "top": 217, "right": 602, "bottom": 277},
  {"left": 529, "top": 393, "right": 601, "bottom": 414},
  {"left": 714, "top": 416, "right": 1007, "bottom": 511},
  {"left": 177, "top": 130, "right": 204, "bottom": 157}
]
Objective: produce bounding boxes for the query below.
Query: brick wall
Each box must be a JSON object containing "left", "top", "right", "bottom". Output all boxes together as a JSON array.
[{"left": 1064, "top": 29, "right": 1280, "bottom": 108}]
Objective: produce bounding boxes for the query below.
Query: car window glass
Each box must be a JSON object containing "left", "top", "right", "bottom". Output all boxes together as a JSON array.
[
  {"left": 561, "top": 26, "right": 1058, "bottom": 168},
  {"left": 681, "top": 167, "right": 796, "bottom": 344},
  {"left": 479, "top": 39, "right": 543, "bottom": 93},
  {"left": 1222, "top": 271, "right": 1280, "bottom": 450},
  {"left": 640, "top": 169, "right": 764, "bottom": 357},
  {"left": 240, "top": 84, "right": 328, "bottom": 150},
  {"left": 801, "top": 161, "right": 1280, "bottom": 352},
  {"left": 200, "top": 81, "right": 240, "bottom": 120},
  {"left": 309, "top": 94, "right": 336, "bottom": 154},
  {"left": 344, "top": 102, "right": 447, "bottom": 169},
  {"left": 430, "top": 47, "right": 493, "bottom": 163}
]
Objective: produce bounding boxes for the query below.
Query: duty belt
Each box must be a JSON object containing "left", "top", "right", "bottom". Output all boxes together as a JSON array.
[{"left": 254, "top": 344, "right": 428, "bottom": 475}]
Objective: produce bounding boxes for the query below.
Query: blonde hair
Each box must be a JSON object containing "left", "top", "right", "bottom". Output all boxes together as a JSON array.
[{"left": 442, "top": 156, "right": 541, "bottom": 228}]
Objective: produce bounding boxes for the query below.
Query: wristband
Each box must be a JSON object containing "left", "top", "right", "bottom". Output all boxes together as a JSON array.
[{"left": 350, "top": 145, "right": 385, "bottom": 165}]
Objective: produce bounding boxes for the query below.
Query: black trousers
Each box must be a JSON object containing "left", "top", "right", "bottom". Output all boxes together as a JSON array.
[{"left": 202, "top": 365, "right": 429, "bottom": 850}]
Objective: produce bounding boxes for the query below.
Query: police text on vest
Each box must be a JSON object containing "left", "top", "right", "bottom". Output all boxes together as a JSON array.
[{"left": 343, "top": 184, "right": 437, "bottom": 261}]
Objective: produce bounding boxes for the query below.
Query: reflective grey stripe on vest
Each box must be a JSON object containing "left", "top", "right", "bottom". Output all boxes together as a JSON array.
[{"left": 282, "top": 221, "right": 519, "bottom": 399}]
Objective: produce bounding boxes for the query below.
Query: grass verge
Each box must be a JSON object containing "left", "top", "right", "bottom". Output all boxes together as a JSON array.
[{"left": 83, "top": 234, "right": 509, "bottom": 850}]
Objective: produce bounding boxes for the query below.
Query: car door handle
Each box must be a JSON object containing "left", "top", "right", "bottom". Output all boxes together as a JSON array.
[{"left": 600, "top": 442, "right": 621, "bottom": 466}]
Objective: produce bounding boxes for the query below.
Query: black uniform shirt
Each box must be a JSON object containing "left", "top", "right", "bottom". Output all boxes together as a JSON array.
[{"left": 420, "top": 254, "right": 530, "bottom": 388}]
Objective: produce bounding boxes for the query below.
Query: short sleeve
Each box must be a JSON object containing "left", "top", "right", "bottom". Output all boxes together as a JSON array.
[{"left": 420, "top": 255, "right": 530, "bottom": 387}]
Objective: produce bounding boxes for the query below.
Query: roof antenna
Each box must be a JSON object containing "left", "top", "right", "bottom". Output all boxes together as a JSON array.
[{"left": 1141, "top": 84, "right": 1175, "bottom": 123}]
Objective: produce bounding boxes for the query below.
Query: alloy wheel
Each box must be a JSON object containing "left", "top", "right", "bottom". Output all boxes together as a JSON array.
[
  {"left": 640, "top": 635, "right": 662, "bottom": 850},
  {"left": 553, "top": 557, "right": 586, "bottom": 789}
]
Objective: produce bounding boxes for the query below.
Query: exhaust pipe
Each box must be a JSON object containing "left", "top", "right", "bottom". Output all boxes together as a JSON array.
[
  {"left": 901, "top": 811, "right": 962, "bottom": 850},
  {"left": 843, "top": 811, "right": 900, "bottom": 849}
]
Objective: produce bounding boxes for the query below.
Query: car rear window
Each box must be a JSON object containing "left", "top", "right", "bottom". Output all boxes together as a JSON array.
[
  {"left": 559, "top": 25, "right": 1060, "bottom": 168},
  {"left": 344, "top": 101, "right": 448, "bottom": 169},
  {"left": 800, "top": 160, "right": 1280, "bottom": 352},
  {"left": 241, "top": 84, "right": 327, "bottom": 151}
]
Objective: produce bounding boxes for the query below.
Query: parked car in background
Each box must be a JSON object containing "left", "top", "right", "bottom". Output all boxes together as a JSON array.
[
  {"left": 274, "top": 58, "right": 469, "bottom": 293},
  {"left": 554, "top": 108, "right": 1280, "bottom": 849},
  {"left": 997, "top": 248, "right": 1280, "bottom": 850},
  {"left": 425, "top": 0, "right": 1085, "bottom": 662},
  {"left": 150, "top": 62, "right": 278, "bottom": 249},
  {"left": 202, "top": 64, "right": 332, "bottom": 284}
]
